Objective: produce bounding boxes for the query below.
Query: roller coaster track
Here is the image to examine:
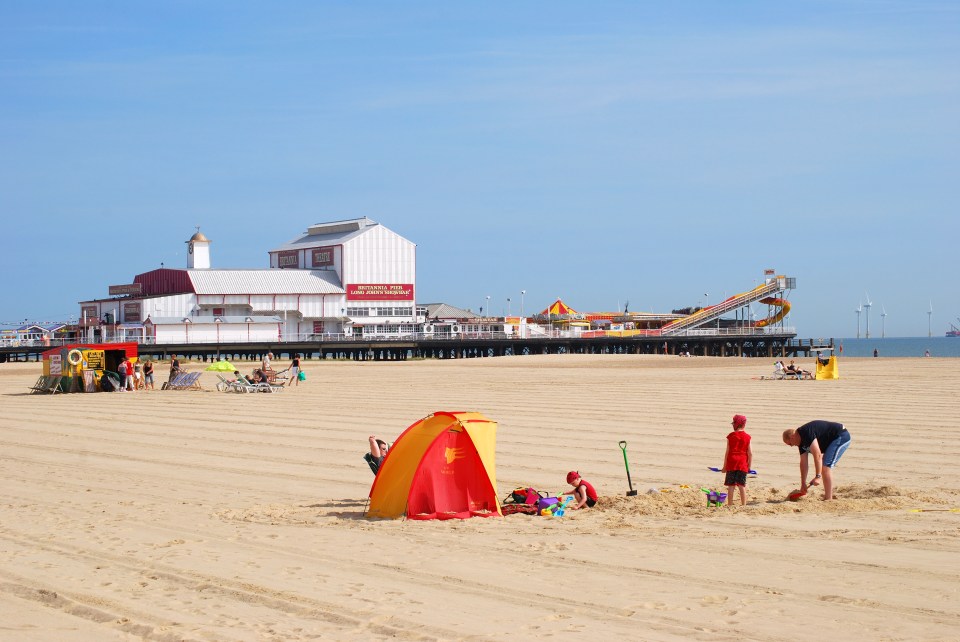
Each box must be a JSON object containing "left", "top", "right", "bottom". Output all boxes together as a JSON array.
[{"left": 660, "top": 276, "right": 793, "bottom": 336}]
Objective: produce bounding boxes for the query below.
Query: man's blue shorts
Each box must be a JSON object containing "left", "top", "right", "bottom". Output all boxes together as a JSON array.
[{"left": 823, "top": 429, "right": 851, "bottom": 468}]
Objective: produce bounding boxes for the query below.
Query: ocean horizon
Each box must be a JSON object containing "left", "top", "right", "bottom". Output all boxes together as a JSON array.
[{"left": 830, "top": 336, "right": 960, "bottom": 358}]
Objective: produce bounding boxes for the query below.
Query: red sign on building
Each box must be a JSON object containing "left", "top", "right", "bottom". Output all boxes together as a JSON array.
[
  {"left": 311, "top": 246, "right": 335, "bottom": 267},
  {"left": 346, "top": 284, "right": 414, "bottom": 301},
  {"left": 277, "top": 250, "right": 299, "bottom": 269}
]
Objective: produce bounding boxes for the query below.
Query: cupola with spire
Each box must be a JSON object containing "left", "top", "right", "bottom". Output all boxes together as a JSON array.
[{"left": 186, "top": 227, "right": 211, "bottom": 269}]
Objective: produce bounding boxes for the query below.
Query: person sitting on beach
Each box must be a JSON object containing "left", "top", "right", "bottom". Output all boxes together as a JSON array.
[
  {"left": 782, "top": 421, "right": 851, "bottom": 501},
  {"left": 364, "top": 436, "right": 389, "bottom": 475},
  {"left": 566, "top": 471, "right": 598, "bottom": 509}
]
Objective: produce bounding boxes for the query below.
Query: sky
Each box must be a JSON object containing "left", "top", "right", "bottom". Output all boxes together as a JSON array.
[{"left": 2, "top": 1, "right": 958, "bottom": 338}]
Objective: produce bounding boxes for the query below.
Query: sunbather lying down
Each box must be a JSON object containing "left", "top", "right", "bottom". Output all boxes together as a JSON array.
[
  {"left": 784, "top": 360, "right": 813, "bottom": 379},
  {"left": 364, "top": 435, "right": 389, "bottom": 475}
]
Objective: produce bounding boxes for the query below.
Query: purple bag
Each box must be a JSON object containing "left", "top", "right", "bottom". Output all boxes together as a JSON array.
[{"left": 537, "top": 496, "right": 559, "bottom": 512}]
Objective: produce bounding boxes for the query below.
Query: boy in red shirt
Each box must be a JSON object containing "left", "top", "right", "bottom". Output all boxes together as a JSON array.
[
  {"left": 721, "top": 414, "right": 753, "bottom": 506},
  {"left": 566, "top": 471, "right": 598, "bottom": 509}
]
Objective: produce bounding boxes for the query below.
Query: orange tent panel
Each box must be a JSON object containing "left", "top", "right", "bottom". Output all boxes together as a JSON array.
[{"left": 366, "top": 412, "right": 501, "bottom": 520}]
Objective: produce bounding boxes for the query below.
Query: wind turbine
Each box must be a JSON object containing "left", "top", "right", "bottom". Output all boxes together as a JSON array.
[
  {"left": 863, "top": 293, "right": 872, "bottom": 339},
  {"left": 881, "top": 305, "right": 887, "bottom": 338},
  {"left": 928, "top": 301, "right": 933, "bottom": 338},
  {"left": 855, "top": 302, "right": 862, "bottom": 339}
]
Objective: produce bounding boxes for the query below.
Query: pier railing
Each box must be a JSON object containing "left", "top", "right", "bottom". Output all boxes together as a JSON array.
[{"left": 8, "top": 325, "right": 797, "bottom": 348}]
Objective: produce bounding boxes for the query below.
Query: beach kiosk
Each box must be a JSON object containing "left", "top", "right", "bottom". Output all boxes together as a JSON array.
[{"left": 40, "top": 342, "right": 139, "bottom": 393}]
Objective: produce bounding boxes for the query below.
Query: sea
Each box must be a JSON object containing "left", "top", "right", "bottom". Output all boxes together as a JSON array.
[{"left": 831, "top": 337, "right": 960, "bottom": 358}]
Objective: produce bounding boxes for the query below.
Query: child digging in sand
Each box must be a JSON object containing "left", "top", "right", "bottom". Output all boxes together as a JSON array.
[
  {"left": 721, "top": 414, "right": 753, "bottom": 506},
  {"left": 566, "top": 471, "right": 598, "bottom": 509}
]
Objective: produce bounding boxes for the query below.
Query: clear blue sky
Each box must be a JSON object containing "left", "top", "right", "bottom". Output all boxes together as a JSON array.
[{"left": 2, "top": 2, "right": 957, "bottom": 338}]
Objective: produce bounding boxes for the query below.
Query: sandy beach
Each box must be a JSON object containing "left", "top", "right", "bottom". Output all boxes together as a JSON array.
[{"left": 1, "top": 354, "right": 959, "bottom": 641}]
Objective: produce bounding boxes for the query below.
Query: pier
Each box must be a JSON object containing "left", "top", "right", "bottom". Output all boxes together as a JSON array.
[{"left": 0, "top": 333, "right": 832, "bottom": 363}]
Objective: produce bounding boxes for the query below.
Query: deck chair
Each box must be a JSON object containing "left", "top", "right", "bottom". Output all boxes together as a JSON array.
[
  {"left": 761, "top": 362, "right": 791, "bottom": 380},
  {"left": 30, "top": 375, "right": 63, "bottom": 394},
  {"left": 233, "top": 378, "right": 283, "bottom": 393},
  {"left": 161, "top": 372, "right": 187, "bottom": 390},
  {"left": 216, "top": 374, "right": 250, "bottom": 393},
  {"left": 30, "top": 376, "right": 48, "bottom": 393},
  {"left": 168, "top": 371, "right": 202, "bottom": 390}
]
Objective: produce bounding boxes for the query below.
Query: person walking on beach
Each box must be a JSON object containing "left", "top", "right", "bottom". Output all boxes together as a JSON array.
[
  {"left": 721, "top": 414, "right": 752, "bottom": 506},
  {"left": 168, "top": 355, "right": 181, "bottom": 384},
  {"left": 116, "top": 358, "right": 129, "bottom": 392},
  {"left": 287, "top": 354, "right": 300, "bottom": 387},
  {"left": 261, "top": 352, "right": 272, "bottom": 374},
  {"left": 143, "top": 359, "right": 155, "bottom": 390},
  {"left": 133, "top": 360, "right": 143, "bottom": 390},
  {"left": 782, "top": 421, "right": 851, "bottom": 501},
  {"left": 566, "top": 471, "right": 598, "bottom": 509}
]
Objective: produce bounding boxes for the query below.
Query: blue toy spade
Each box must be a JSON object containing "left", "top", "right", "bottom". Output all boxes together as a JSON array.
[
  {"left": 619, "top": 440, "right": 639, "bottom": 496},
  {"left": 552, "top": 495, "right": 575, "bottom": 518}
]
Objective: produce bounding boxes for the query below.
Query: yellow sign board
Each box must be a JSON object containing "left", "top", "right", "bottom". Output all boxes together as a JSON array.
[{"left": 84, "top": 350, "right": 105, "bottom": 370}]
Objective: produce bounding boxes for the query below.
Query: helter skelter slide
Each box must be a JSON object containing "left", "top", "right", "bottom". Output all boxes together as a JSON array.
[
  {"left": 753, "top": 296, "right": 790, "bottom": 327},
  {"left": 659, "top": 275, "right": 795, "bottom": 335}
]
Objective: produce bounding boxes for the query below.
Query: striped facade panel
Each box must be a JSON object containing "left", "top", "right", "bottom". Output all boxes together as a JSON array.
[
  {"left": 142, "top": 294, "right": 195, "bottom": 320},
  {"left": 343, "top": 225, "right": 416, "bottom": 287},
  {"left": 249, "top": 295, "right": 276, "bottom": 312},
  {"left": 274, "top": 294, "right": 299, "bottom": 312},
  {"left": 297, "top": 296, "right": 327, "bottom": 318}
]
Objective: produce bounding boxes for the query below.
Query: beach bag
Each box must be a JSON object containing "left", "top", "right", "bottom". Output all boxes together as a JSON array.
[
  {"left": 506, "top": 487, "right": 545, "bottom": 505},
  {"left": 298, "top": 370, "right": 306, "bottom": 381},
  {"left": 537, "top": 497, "right": 560, "bottom": 512}
]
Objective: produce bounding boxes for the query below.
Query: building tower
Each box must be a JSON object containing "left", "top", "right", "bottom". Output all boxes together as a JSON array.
[{"left": 186, "top": 227, "right": 211, "bottom": 269}]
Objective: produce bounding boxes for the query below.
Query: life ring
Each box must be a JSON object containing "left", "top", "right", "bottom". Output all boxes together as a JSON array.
[{"left": 67, "top": 349, "right": 84, "bottom": 366}]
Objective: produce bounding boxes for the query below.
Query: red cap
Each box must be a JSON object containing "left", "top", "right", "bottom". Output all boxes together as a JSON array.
[
  {"left": 732, "top": 414, "right": 747, "bottom": 429},
  {"left": 566, "top": 471, "right": 580, "bottom": 484}
]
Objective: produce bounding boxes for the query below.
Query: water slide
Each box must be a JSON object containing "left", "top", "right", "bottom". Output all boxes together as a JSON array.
[
  {"left": 753, "top": 297, "right": 790, "bottom": 327},
  {"left": 659, "top": 277, "right": 792, "bottom": 335}
]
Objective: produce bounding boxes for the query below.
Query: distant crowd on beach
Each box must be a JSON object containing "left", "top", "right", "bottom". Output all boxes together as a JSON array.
[{"left": 108, "top": 351, "right": 303, "bottom": 391}]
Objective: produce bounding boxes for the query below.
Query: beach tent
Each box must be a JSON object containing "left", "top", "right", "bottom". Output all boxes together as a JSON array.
[
  {"left": 365, "top": 411, "right": 502, "bottom": 520},
  {"left": 540, "top": 299, "right": 580, "bottom": 317}
]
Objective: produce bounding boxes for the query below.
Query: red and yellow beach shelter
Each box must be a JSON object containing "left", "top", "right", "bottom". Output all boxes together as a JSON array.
[{"left": 366, "top": 411, "right": 502, "bottom": 520}]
